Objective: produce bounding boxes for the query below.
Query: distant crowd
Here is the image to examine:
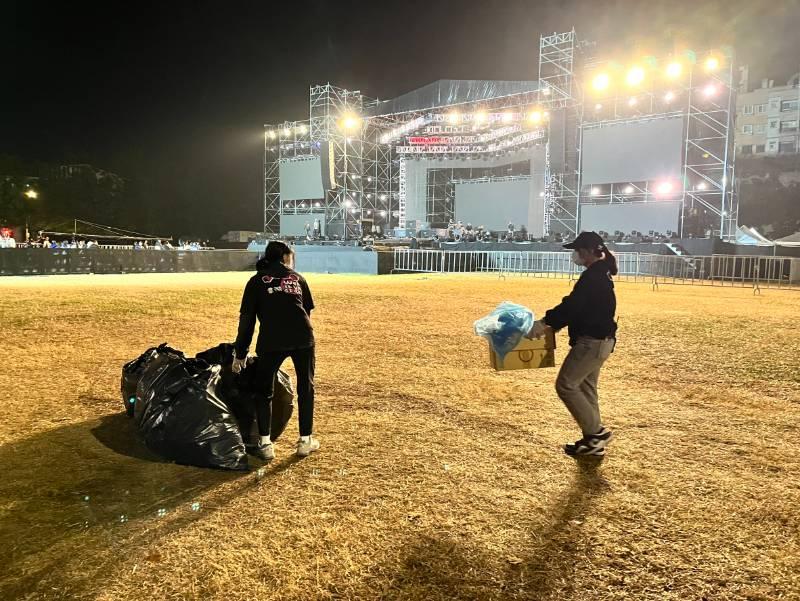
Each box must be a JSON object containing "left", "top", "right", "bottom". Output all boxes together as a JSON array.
[{"left": 0, "top": 232, "right": 211, "bottom": 251}]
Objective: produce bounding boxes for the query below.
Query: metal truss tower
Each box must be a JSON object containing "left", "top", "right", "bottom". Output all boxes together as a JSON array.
[{"left": 539, "top": 30, "right": 582, "bottom": 236}]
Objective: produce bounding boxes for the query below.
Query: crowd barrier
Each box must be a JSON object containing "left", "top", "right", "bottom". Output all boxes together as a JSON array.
[
  {"left": 0, "top": 248, "right": 259, "bottom": 276},
  {"left": 392, "top": 249, "right": 800, "bottom": 290}
]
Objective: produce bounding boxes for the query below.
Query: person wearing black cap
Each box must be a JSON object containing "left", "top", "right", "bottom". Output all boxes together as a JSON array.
[
  {"left": 233, "top": 240, "right": 320, "bottom": 460},
  {"left": 528, "top": 231, "right": 618, "bottom": 456}
]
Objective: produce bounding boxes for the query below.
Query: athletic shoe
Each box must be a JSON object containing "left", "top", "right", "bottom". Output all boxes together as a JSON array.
[
  {"left": 564, "top": 427, "right": 614, "bottom": 457},
  {"left": 296, "top": 436, "right": 320, "bottom": 457},
  {"left": 246, "top": 442, "right": 275, "bottom": 461}
]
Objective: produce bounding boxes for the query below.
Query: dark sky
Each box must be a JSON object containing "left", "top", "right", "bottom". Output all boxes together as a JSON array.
[{"left": 3, "top": 0, "right": 800, "bottom": 237}]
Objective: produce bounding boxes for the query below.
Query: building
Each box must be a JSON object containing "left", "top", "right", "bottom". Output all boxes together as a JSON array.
[{"left": 736, "top": 69, "right": 800, "bottom": 156}]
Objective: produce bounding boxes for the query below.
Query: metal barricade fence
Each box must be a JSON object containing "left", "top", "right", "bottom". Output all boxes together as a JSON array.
[{"left": 391, "top": 249, "right": 800, "bottom": 290}]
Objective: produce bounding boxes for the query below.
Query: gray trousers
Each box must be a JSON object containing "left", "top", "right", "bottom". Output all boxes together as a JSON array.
[{"left": 555, "top": 336, "right": 615, "bottom": 436}]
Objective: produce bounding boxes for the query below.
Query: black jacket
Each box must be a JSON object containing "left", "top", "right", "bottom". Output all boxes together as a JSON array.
[
  {"left": 543, "top": 259, "right": 617, "bottom": 345},
  {"left": 234, "top": 258, "right": 315, "bottom": 358}
]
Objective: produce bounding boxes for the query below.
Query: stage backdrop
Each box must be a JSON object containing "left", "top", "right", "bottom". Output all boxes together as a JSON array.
[
  {"left": 579, "top": 201, "right": 682, "bottom": 234},
  {"left": 454, "top": 177, "right": 545, "bottom": 236},
  {"left": 279, "top": 157, "right": 325, "bottom": 201},
  {"left": 581, "top": 117, "right": 684, "bottom": 185}
]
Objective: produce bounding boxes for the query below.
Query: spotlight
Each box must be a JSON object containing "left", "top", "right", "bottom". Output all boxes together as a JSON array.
[
  {"left": 300, "top": 203, "right": 306, "bottom": 208},
  {"left": 344, "top": 199, "right": 353, "bottom": 208},
  {"left": 283, "top": 128, "right": 291, "bottom": 136},
  {"left": 528, "top": 110, "right": 542, "bottom": 124},
  {"left": 367, "top": 176, "right": 373, "bottom": 182},
  {"left": 380, "top": 210, "right": 387, "bottom": 217},
  {"left": 664, "top": 91, "right": 676, "bottom": 102},
  {"left": 502, "top": 112, "right": 513, "bottom": 123},
  {"left": 624, "top": 186, "right": 634, "bottom": 194},
  {"left": 697, "top": 182, "right": 707, "bottom": 190},
  {"left": 626, "top": 66, "right": 645, "bottom": 86},
  {"left": 590, "top": 187, "right": 600, "bottom": 196},
  {"left": 594, "top": 103, "right": 602, "bottom": 111},
  {"left": 379, "top": 193, "right": 387, "bottom": 201},
  {"left": 592, "top": 73, "right": 610, "bottom": 91},
  {"left": 703, "top": 83, "right": 718, "bottom": 97},
  {"left": 367, "top": 210, "right": 372, "bottom": 215},
  {"left": 628, "top": 97, "right": 638, "bottom": 107},
  {"left": 705, "top": 56, "right": 720, "bottom": 71},
  {"left": 447, "top": 111, "right": 460, "bottom": 124},
  {"left": 298, "top": 124, "right": 307, "bottom": 134},
  {"left": 539, "top": 191, "right": 545, "bottom": 197},
  {"left": 474, "top": 111, "right": 488, "bottom": 123},
  {"left": 656, "top": 181, "right": 673, "bottom": 194},
  {"left": 24, "top": 189, "right": 38, "bottom": 199},
  {"left": 267, "top": 130, "right": 276, "bottom": 139},
  {"left": 340, "top": 114, "right": 361, "bottom": 131},
  {"left": 543, "top": 111, "right": 550, "bottom": 120},
  {"left": 666, "top": 62, "right": 682, "bottom": 78},
  {"left": 542, "top": 86, "right": 551, "bottom": 96},
  {"left": 314, "top": 202, "right": 321, "bottom": 207}
]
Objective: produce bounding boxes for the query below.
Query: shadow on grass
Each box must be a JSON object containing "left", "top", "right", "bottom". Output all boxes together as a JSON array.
[
  {"left": 385, "top": 459, "right": 608, "bottom": 601},
  {"left": 0, "top": 410, "right": 283, "bottom": 599}
]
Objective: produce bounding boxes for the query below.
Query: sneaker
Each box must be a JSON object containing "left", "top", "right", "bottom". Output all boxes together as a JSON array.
[
  {"left": 296, "top": 436, "right": 320, "bottom": 457},
  {"left": 246, "top": 442, "right": 275, "bottom": 461},
  {"left": 564, "top": 428, "right": 613, "bottom": 457}
]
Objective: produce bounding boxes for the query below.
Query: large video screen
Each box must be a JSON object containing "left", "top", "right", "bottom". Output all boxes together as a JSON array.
[
  {"left": 580, "top": 201, "right": 682, "bottom": 234},
  {"left": 581, "top": 117, "right": 684, "bottom": 185},
  {"left": 279, "top": 158, "right": 325, "bottom": 201},
  {"left": 455, "top": 178, "right": 544, "bottom": 234}
]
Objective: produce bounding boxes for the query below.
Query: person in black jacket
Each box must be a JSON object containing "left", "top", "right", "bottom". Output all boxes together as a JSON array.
[
  {"left": 528, "top": 231, "right": 618, "bottom": 457},
  {"left": 233, "top": 241, "right": 319, "bottom": 460}
]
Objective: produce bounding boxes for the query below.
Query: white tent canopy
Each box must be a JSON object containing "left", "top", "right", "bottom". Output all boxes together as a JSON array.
[
  {"left": 735, "top": 225, "right": 774, "bottom": 247},
  {"left": 774, "top": 231, "right": 800, "bottom": 247}
]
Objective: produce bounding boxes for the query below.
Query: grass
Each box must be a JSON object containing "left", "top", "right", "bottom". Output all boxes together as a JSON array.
[{"left": 0, "top": 272, "right": 798, "bottom": 600}]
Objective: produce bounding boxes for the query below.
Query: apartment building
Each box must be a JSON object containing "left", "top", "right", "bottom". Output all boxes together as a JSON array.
[{"left": 736, "top": 70, "right": 800, "bottom": 156}]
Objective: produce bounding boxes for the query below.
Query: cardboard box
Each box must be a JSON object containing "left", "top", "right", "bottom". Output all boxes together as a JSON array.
[{"left": 489, "top": 330, "right": 556, "bottom": 370}]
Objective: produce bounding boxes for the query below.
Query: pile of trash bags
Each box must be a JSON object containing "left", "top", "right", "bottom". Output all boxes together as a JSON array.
[
  {"left": 474, "top": 301, "right": 535, "bottom": 360},
  {"left": 120, "top": 342, "right": 294, "bottom": 470}
]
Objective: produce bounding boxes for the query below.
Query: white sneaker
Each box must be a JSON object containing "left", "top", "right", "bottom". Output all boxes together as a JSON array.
[
  {"left": 296, "top": 436, "right": 320, "bottom": 457},
  {"left": 246, "top": 442, "right": 275, "bottom": 461}
]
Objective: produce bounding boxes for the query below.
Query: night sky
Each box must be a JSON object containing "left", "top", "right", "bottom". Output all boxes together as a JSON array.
[{"left": 3, "top": 0, "right": 800, "bottom": 237}]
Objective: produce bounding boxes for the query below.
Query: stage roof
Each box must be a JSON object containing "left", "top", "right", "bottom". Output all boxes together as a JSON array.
[{"left": 366, "top": 79, "right": 538, "bottom": 117}]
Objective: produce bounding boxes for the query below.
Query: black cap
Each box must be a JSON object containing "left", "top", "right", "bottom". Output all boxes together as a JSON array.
[{"left": 563, "top": 231, "right": 604, "bottom": 250}]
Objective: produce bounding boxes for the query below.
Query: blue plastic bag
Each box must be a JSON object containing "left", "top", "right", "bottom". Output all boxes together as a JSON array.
[{"left": 474, "top": 301, "right": 535, "bottom": 360}]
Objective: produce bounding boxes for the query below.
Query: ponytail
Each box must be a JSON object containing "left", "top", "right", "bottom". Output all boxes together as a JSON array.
[
  {"left": 263, "top": 240, "right": 295, "bottom": 265},
  {"left": 599, "top": 244, "right": 618, "bottom": 276}
]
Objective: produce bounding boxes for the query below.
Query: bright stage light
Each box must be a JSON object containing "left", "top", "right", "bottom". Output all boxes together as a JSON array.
[
  {"left": 24, "top": 189, "right": 38, "bottom": 199},
  {"left": 703, "top": 83, "right": 718, "bottom": 97},
  {"left": 350, "top": 208, "right": 358, "bottom": 214},
  {"left": 267, "top": 130, "right": 276, "bottom": 139},
  {"left": 297, "top": 125, "right": 307, "bottom": 134},
  {"left": 656, "top": 181, "right": 674, "bottom": 194},
  {"left": 300, "top": 203, "right": 306, "bottom": 208},
  {"left": 283, "top": 128, "right": 291, "bottom": 136},
  {"left": 697, "top": 182, "right": 707, "bottom": 190},
  {"left": 447, "top": 111, "right": 460, "bottom": 124},
  {"left": 379, "top": 193, "right": 387, "bottom": 201},
  {"left": 314, "top": 202, "right": 321, "bottom": 207},
  {"left": 590, "top": 187, "right": 600, "bottom": 196},
  {"left": 628, "top": 97, "right": 637, "bottom": 107},
  {"left": 664, "top": 91, "right": 675, "bottom": 102},
  {"left": 474, "top": 111, "right": 488, "bottom": 123},
  {"left": 380, "top": 210, "right": 387, "bottom": 217},
  {"left": 666, "top": 62, "right": 683, "bottom": 78},
  {"left": 502, "top": 112, "right": 513, "bottom": 123},
  {"left": 542, "top": 86, "right": 551, "bottom": 96},
  {"left": 626, "top": 66, "right": 645, "bottom": 86},
  {"left": 592, "top": 73, "right": 610, "bottom": 91},
  {"left": 539, "top": 191, "right": 545, "bottom": 197},
  {"left": 367, "top": 210, "right": 372, "bottom": 215},
  {"left": 543, "top": 111, "right": 550, "bottom": 119},
  {"left": 594, "top": 103, "right": 602, "bottom": 111},
  {"left": 340, "top": 114, "right": 361, "bottom": 131},
  {"left": 624, "top": 186, "right": 634, "bottom": 194},
  {"left": 367, "top": 176, "right": 373, "bottom": 182},
  {"left": 366, "top": 193, "right": 372, "bottom": 199},
  {"left": 528, "top": 110, "right": 542, "bottom": 124},
  {"left": 344, "top": 199, "right": 353, "bottom": 208},
  {"left": 705, "top": 56, "right": 720, "bottom": 71}
]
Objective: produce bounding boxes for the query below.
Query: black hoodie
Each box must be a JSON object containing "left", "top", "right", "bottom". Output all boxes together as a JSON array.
[{"left": 234, "top": 258, "right": 315, "bottom": 358}]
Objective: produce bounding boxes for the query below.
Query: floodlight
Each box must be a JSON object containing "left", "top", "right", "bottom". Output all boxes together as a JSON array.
[
  {"left": 447, "top": 111, "right": 460, "bottom": 124},
  {"left": 666, "top": 62, "right": 682, "bottom": 78},
  {"left": 502, "top": 112, "right": 513, "bottom": 123},
  {"left": 592, "top": 73, "right": 610, "bottom": 91},
  {"left": 703, "top": 83, "right": 718, "bottom": 97},
  {"left": 24, "top": 189, "right": 38, "bottom": 199},
  {"left": 664, "top": 91, "right": 676, "bottom": 102},
  {"left": 705, "top": 56, "right": 720, "bottom": 71},
  {"left": 626, "top": 66, "right": 645, "bottom": 86},
  {"left": 590, "top": 187, "right": 600, "bottom": 196},
  {"left": 528, "top": 111, "right": 542, "bottom": 124}
]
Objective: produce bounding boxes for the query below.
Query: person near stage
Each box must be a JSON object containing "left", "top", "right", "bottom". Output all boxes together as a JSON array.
[
  {"left": 233, "top": 240, "right": 319, "bottom": 460},
  {"left": 528, "top": 231, "right": 618, "bottom": 457}
]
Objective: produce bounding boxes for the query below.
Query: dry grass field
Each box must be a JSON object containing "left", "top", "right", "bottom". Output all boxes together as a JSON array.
[{"left": 0, "top": 272, "right": 799, "bottom": 601}]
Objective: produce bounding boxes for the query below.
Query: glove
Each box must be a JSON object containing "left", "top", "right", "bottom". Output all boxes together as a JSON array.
[
  {"left": 232, "top": 356, "right": 247, "bottom": 374},
  {"left": 526, "top": 320, "right": 549, "bottom": 339}
]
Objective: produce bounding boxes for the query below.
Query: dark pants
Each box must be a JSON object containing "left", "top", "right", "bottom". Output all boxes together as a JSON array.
[{"left": 255, "top": 346, "right": 315, "bottom": 438}]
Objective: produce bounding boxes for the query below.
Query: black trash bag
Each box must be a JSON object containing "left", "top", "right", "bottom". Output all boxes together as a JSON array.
[
  {"left": 195, "top": 343, "right": 294, "bottom": 443},
  {"left": 120, "top": 343, "right": 177, "bottom": 417},
  {"left": 134, "top": 346, "right": 248, "bottom": 471}
]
